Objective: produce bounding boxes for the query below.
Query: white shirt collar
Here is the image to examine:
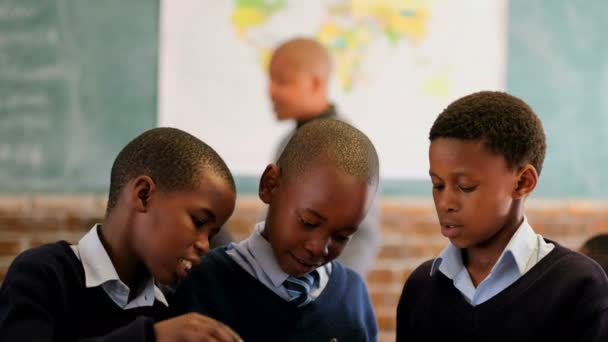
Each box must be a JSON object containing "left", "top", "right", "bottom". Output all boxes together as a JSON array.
[
  {"left": 243, "top": 222, "right": 292, "bottom": 288},
  {"left": 72, "top": 225, "right": 168, "bottom": 308},
  {"left": 430, "top": 217, "right": 537, "bottom": 278}
]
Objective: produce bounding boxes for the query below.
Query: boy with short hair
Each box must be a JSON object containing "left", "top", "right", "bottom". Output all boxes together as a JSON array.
[
  {"left": 172, "top": 119, "right": 380, "bottom": 341},
  {"left": 0, "top": 127, "right": 242, "bottom": 341},
  {"left": 268, "top": 37, "right": 381, "bottom": 278},
  {"left": 396, "top": 91, "right": 608, "bottom": 341}
]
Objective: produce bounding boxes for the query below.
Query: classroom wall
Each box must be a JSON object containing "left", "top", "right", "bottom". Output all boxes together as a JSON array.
[{"left": 1, "top": 195, "right": 606, "bottom": 342}]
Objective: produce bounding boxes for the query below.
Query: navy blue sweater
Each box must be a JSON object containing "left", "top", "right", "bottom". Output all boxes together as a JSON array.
[
  {"left": 0, "top": 241, "right": 168, "bottom": 341},
  {"left": 172, "top": 248, "right": 378, "bottom": 342},
  {"left": 397, "top": 243, "right": 608, "bottom": 341}
]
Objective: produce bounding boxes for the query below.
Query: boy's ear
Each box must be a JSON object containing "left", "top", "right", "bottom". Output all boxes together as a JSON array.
[
  {"left": 259, "top": 164, "right": 281, "bottom": 204},
  {"left": 131, "top": 176, "right": 156, "bottom": 212},
  {"left": 310, "top": 73, "right": 326, "bottom": 93},
  {"left": 513, "top": 164, "right": 538, "bottom": 200}
]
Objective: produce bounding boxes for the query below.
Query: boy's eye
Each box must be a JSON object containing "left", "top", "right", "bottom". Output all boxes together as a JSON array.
[
  {"left": 459, "top": 185, "right": 477, "bottom": 193},
  {"left": 432, "top": 184, "right": 444, "bottom": 191},
  {"left": 298, "top": 217, "right": 319, "bottom": 228},
  {"left": 191, "top": 216, "right": 208, "bottom": 228},
  {"left": 332, "top": 235, "right": 351, "bottom": 244}
]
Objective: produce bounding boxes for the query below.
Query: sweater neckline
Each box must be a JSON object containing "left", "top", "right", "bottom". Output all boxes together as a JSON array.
[
  {"left": 442, "top": 241, "right": 571, "bottom": 311},
  {"left": 215, "top": 247, "right": 344, "bottom": 311}
]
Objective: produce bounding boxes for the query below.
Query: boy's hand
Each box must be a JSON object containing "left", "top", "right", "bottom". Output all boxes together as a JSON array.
[{"left": 154, "top": 312, "right": 243, "bottom": 342}]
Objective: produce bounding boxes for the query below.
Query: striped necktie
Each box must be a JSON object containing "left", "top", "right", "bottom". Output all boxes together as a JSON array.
[{"left": 284, "top": 270, "right": 320, "bottom": 307}]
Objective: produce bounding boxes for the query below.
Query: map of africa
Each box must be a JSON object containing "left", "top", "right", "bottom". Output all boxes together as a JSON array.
[
  {"left": 232, "top": 0, "right": 443, "bottom": 94},
  {"left": 160, "top": 0, "right": 505, "bottom": 180}
]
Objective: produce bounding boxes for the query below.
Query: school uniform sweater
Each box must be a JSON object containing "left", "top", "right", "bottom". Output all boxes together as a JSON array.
[
  {"left": 0, "top": 241, "right": 168, "bottom": 341},
  {"left": 396, "top": 243, "right": 608, "bottom": 342},
  {"left": 172, "top": 247, "right": 378, "bottom": 342}
]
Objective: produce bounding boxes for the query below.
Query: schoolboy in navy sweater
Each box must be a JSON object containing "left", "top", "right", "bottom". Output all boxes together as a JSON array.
[
  {"left": 0, "top": 128, "right": 242, "bottom": 341},
  {"left": 396, "top": 91, "right": 608, "bottom": 341},
  {"left": 173, "top": 119, "right": 380, "bottom": 341}
]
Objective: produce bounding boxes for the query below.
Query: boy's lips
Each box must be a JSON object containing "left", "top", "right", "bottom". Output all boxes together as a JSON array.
[
  {"left": 176, "top": 257, "right": 197, "bottom": 278},
  {"left": 440, "top": 222, "right": 463, "bottom": 238}
]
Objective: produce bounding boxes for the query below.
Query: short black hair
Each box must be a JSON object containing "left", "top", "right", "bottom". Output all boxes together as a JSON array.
[
  {"left": 580, "top": 234, "right": 608, "bottom": 275},
  {"left": 106, "top": 127, "right": 235, "bottom": 212},
  {"left": 429, "top": 91, "right": 547, "bottom": 175},
  {"left": 277, "top": 119, "right": 379, "bottom": 185}
]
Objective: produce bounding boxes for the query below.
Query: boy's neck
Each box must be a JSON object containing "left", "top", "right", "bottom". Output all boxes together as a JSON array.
[
  {"left": 464, "top": 210, "right": 525, "bottom": 287},
  {"left": 100, "top": 212, "right": 148, "bottom": 291}
]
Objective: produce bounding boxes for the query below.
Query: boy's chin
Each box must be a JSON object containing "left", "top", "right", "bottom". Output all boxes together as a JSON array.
[{"left": 153, "top": 270, "right": 179, "bottom": 286}]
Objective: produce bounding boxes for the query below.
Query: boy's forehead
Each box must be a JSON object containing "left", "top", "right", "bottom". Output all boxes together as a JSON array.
[
  {"left": 430, "top": 138, "right": 509, "bottom": 171},
  {"left": 430, "top": 137, "right": 487, "bottom": 155},
  {"left": 280, "top": 165, "right": 375, "bottom": 220},
  {"left": 285, "top": 161, "right": 376, "bottom": 192}
]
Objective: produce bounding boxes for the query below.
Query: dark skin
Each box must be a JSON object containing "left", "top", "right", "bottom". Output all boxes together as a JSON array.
[
  {"left": 100, "top": 196, "right": 147, "bottom": 295},
  {"left": 464, "top": 215, "right": 523, "bottom": 286},
  {"left": 100, "top": 174, "right": 242, "bottom": 342},
  {"left": 258, "top": 161, "right": 376, "bottom": 276},
  {"left": 429, "top": 138, "right": 537, "bottom": 286}
]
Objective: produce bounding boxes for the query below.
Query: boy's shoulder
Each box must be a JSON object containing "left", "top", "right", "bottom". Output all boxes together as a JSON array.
[
  {"left": 399, "top": 259, "right": 436, "bottom": 294},
  {"left": 408, "top": 259, "right": 435, "bottom": 282},
  {"left": 541, "top": 241, "right": 608, "bottom": 279},
  {"left": 187, "top": 246, "right": 244, "bottom": 282},
  {"left": 11, "top": 241, "right": 79, "bottom": 271},
  {"left": 3, "top": 241, "right": 84, "bottom": 291},
  {"left": 331, "top": 259, "right": 366, "bottom": 285},
  {"left": 199, "top": 246, "right": 236, "bottom": 268}
]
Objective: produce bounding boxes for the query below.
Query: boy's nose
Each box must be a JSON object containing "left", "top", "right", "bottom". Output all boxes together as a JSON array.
[
  {"left": 193, "top": 237, "right": 210, "bottom": 257},
  {"left": 436, "top": 190, "right": 459, "bottom": 213},
  {"left": 305, "top": 236, "right": 330, "bottom": 258}
]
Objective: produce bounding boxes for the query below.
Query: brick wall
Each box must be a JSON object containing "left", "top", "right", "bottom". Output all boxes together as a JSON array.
[{"left": 1, "top": 195, "right": 607, "bottom": 341}]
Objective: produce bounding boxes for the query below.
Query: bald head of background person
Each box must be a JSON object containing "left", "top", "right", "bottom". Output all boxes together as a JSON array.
[
  {"left": 266, "top": 37, "right": 382, "bottom": 278},
  {"left": 268, "top": 37, "right": 333, "bottom": 123}
]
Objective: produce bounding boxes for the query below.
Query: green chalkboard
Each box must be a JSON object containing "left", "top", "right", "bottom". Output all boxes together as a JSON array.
[
  {"left": 0, "top": 0, "right": 157, "bottom": 192},
  {"left": 2, "top": 0, "right": 607, "bottom": 198},
  {"left": 508, "top": 0, "right": 608, "bottom": 198}
]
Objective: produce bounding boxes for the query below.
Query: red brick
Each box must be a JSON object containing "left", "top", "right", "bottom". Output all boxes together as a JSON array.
[
  {"left": 367, "top": 269, "right": 393, "bottom": 284},
  {"left": 0, "top": 267, "right": 8, "bottom": 284},
  {"left": 382, "top": 222, "right": 441, "bottom": 236},
  {"left": 63, "top": 216, "right": 101, "bottom": 232},
  {"left": 0, "top": 241, "right": 20, "bottom": 257},
  {"left": 376, "top": 309, "right": 396, "bottom": 331},
  {"left": 0, "top": 196, "right": 30, "bottom": 217},
  {"left": 31, "top": 195, "right": 104, "bottom": 219},
  {"left": 0, "top": 217, "right": 61, "bottom": 233},
  {"left": 370, "top": 289, "right": 402, "bottom": 310},
  {"left": 0, "top": 217, "right": 31, "bottom": 231},
  {"left": 398, "top": 269, "right": 414, "bottom": 284}
]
